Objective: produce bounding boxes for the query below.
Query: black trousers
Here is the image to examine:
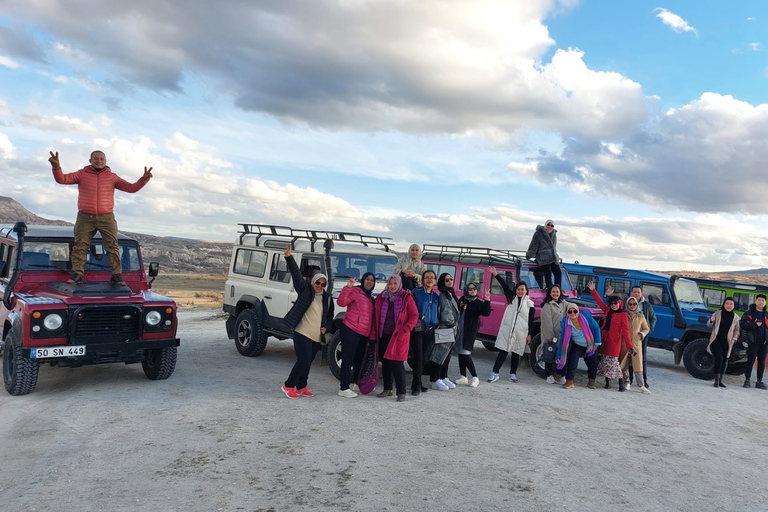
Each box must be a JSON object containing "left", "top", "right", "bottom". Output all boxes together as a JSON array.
[
  {"left": 564, "top": 344, "right": 599, "bottom": 380},
  {"left": 540, "top": 263, "right": 562, "bottom": 288},
  {"left": 745, "top": 342, "right": 768, "bottom": 382},
  {"left": 493, "top": 351, "right": 521, "bottom": 374},
  {"left": 430, "top": 353, "right": 451, "bottom": 381},
  {"left": 285, "top": 332, "right": 321, "bottom": 389},
  {"left": 339, "top": 324, "right": 367, "bottom": 390},
  {"left": 710, "top": 338, "right": 729, "bottom": 375},
  {"left": 410, "top": 329, "right": 434, "bottom": 390},
  {"left": 379, "top": 333, "right": 407, "bottom": 395},
  {"left": 458, "top": 354, "right": 477, "bottom": 377}
]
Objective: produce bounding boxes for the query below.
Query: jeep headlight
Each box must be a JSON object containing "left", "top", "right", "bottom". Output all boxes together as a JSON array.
[
  {"left": 43, "top": 314, "right": 63, "bottom": 331},
  {"left": 145, "top": 310, "right": 162, "bottom": 326}
]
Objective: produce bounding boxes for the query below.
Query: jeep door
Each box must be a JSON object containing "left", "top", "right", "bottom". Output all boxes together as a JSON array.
[
  {"left": 641, "top": 282, "right": 675, "bottom": 346},
  {"left": 266, "top": 253, "right": 296, "bottom": 324}
]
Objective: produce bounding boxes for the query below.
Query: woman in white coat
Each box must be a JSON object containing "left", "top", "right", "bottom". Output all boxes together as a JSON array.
[{"left": 486, "top": 266, "right": 535, "bottom": 383}]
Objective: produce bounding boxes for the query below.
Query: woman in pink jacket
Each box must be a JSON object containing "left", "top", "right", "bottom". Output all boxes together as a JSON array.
[
  {"left": 374, "top": 274, "right": 419, "bottom": 402},
  {"left": 336, "top": 272, "right": 376, "bottom": 398}
]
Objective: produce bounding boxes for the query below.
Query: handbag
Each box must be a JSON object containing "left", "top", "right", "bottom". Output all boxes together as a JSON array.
[
  {"left": 434, "top": 327, "right": 455, "bottom": 344},
  {"left": 357, "top": 339, "right": 379, "bottom": 394},
  {"left": 541, "top": 341, "right": 557, "bottom": 364}
]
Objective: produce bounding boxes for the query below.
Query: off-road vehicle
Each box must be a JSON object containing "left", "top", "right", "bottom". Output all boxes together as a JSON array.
[
  {"left": 222, "top": 224, "right": 397, "bottom": 379},
  {"left": 1, "top": 222, "right": 180, "bottom": 395}
]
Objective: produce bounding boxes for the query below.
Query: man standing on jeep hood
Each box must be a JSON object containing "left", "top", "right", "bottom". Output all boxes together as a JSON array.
[{"left": 48, "top": 150, "right": 153, "bottom": 286}]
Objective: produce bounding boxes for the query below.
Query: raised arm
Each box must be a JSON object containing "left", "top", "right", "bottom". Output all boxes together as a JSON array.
[
  {"left": 588, "top": 283, "right": 609, "bottom": 314},
  {"left": 284, "top": 246, "right": 307, "bottom": 294},
  {"left": 487, "top": 266, "right": 514, "bottom": 302},
  {"left": 114, "top": 167, "right": 152, "bottom": 193},
  {"left": 48, "top": 151, "right": 80, "bottom": 185}
]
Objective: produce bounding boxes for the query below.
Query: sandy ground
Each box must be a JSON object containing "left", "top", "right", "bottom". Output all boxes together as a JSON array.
[{"left": 2, "top": 309, "right": 768, "bottom": 512}]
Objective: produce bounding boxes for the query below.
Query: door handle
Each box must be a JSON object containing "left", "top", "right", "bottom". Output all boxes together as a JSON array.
[{"left": 264, "top": 295, "right": 272, "bottom": 299}]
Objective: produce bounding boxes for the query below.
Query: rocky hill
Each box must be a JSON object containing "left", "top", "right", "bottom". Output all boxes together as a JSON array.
[{"left": 0, "top": 196, "right": 231, "bottom": 275}]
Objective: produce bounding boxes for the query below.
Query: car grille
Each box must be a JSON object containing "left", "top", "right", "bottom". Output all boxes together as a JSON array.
[{"left": 71, "top": 305, "right": 142, "bottom": 343}]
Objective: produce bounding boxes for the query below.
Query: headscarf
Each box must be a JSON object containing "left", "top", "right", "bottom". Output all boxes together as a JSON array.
[
  {"left": 358, "top": 272, "right": 376, "bottom": 302},
  {"left": 437, "top": 273, "right": 457, "bottom": 303},
  {"left": 311, "top": 272, "right": 328, "bottom": 295},
  {"left": 626, "top": 297, "right": 643, "bottom": 320},
  {"left": 381, "top": 274, "right": 403, "bottom": 301},
  {"left": 397, "top": 244, "right": 427, "bottom": 274},
  {"left": 379, "top": 273, "right": 405, "bottom": 337},
  {"left": 462, "top": 282, "right": 479, "bottom": 303},
  {"left": 603, "top": 296, "right": 625, "bottom": 330}
]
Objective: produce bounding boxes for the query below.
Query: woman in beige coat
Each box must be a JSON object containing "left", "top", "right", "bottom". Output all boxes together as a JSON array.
[
  {"left": 623, "top": 297, "right": 651, "bottom": 394},
  {"left": 540, "top": 284, "right": 568, "bottom": 385},
  {"left": 707, "top": 297, "right": 740, "bottom": 389}
]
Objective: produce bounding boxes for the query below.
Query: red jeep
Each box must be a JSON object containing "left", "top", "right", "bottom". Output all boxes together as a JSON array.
[
  {"left": 0, "top": 222, "right": 180, "bottom": 395},
  {"left": 421, "top": 244, "right": 603, "bottom": 378}
]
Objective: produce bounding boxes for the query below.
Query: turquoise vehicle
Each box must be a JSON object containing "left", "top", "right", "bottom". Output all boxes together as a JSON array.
[
  {"left": 691, "top": 277, "right": 768, "bottom": 315},
  {"left": 563, "top": 263, "right": 748, "bottom": 380}
]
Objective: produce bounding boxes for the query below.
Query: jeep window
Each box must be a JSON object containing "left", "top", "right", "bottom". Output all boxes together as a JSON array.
[
  {"left": 269, "top": 254, "right": 291, "bottom": 283},
  {"left": 330, "top": 253, "right": 397, "bottom": 280},
  {"left": 569, "top": 273, "right": 592, "bottom": 295},
  {"left": 604, "top": 279, "right": 631, "bottom": 300},
  {"left": 673, "top": 279, "right": 705, "bottom": 304},
  {"left": 424, "top": 264, "right": 457, "bottom": 283},
  {"left": 642, "top": 282, "right": 671, "bottom": 306},
  {"left": 460, "top": 268, "right": 485, "bottom": 290},
  {"left": 701, "top": 288, "right": 726, "bottom": 308},
  {"left": 491, "top": 270, "right": 516, "bottom": 296},
  {"left": 517, "top": 267, "right": 573, "bottom": 291},
  {"left": 233, "top": 249, "right": 267, "bottom": 278},
  {"left": 732, "top": 292, "right": 755, "bottom": 312},
  {"left": 20, "top": 241, "right": 143, "bottom": 272}
]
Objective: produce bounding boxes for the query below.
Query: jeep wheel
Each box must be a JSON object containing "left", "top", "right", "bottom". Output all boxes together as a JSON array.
[
  {"left": 682, "top": 338, "right": 714, "bottom": 380},
  {"left": 527, "top": 334, "right": 548, "bottom": 379},
  {"left": 234, "top": 309, "right": 268, "bottom": 357},
  {"left": 480, "top": 338, "right": 499, "bottom": 352},
  {"left": 142, "top": 347, "right": 177, "bottom": 380},
  {"left": 3, "top": 331, "right": 39, "bottom": 396},
  {"left": 327, "top": 331, "right": 355, "bottom": 382}
]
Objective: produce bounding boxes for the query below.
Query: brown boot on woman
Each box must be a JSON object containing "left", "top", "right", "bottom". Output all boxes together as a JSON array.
[
  {"left": 562, "top": 379, "right": 575, "bottom": 389},
  {"left": 588, "top": 379, "right": 596, "bottom": 389},
  {"left": 377, "top": 390, "right": 393, "bottom": 398}
]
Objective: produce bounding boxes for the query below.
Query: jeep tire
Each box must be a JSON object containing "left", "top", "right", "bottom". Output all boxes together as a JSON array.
[
  {"left": 234, "top": 309, "right": 268, "bottom": 357},
  {"left": 142, "top": 346, "right": 177, "bottom": 380},
  {"left": 682, "top": 337, "right": 714, "bottom": 380},
  {"left": 527, "top": 334, "right": 549, "bottom": 379},
  {"left": 3, "top": 331, "right": 39, "bottom": 395}
]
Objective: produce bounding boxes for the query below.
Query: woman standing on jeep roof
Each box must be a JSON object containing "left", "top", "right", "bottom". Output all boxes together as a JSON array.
[
  {"left": 540, "top": 284, "right": 568, "bottom": 385},
  {"left": 707, "top": 297, "right": 740, "bottom": 389},
  {"left": 409, "top": 269, "right": 439, "bottom": 395},
  {"left": 394, "top": 244, "right": 426, "bottom": 290},
  {"left": 281, "top": 245, "right": 334, "bottom": 400},
  {"left": 336, "top": 272, "right": 377, "bottom": 398},
  {"left": 455, "top": 283, "right": 491, "bottom": 388},
  {"left": 526, "top": 220, "right": 561, "bottom": 288},
  {"left": 486, "top": 266, "right": 535, "bottom": 384},
  {"left": 374, "top": 274, "right": 419, "bottom": 402},
  {"left": 740, "top": 294, "right": 768, "bottom": 389}
]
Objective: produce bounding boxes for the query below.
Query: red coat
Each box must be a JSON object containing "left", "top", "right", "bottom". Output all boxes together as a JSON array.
[
  {"left": 53, "top": 165, "right": 149, "bottom": 215},
  {"left": 591, "top": 290, "right": 633, "bottom": 358},
  {"left": 374, "top": 291, "right": 418, "bottom": 362},
  {"left": 337, "top": 286, "right": 376, "bottom": 337}
]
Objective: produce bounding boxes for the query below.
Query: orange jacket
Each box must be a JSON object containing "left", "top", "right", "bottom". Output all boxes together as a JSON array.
[{"left": 52, "top": 165, "right": 149, "bottom": 215}]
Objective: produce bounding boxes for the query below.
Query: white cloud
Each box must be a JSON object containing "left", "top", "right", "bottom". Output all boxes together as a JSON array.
[
  {"left": 750, "top": 42, "right": 761, "bottom": 51},
  {"left": 654, "top": 8, "right": 697, "bottom": 35},
  {"left": 0, "top": 55, "right": 19, "bottom": 69},
  {"left": 747, "top": 17, "right": 756, "bottom": 21},
  {"left": 0, "top": 132, "right": 16, "bottom": 158},
  {"left": 18, "top": 113, "right": 110, "bottom": 135}
]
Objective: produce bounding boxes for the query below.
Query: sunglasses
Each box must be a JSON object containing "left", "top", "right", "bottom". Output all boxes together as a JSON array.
[
  {"left": 314, "top": 281, "right": 327, "bottom": 287},
  {"left": 445, "top": 278, "right": 454, "bottom": 282},
  {"left": 467, "top": 287, "right": 477, "bottom": 291},
  {"left": 567, "top": 310, "right": 578, "bottom": 315},
  {"left": 546, "top": 223, "right": 554, "bottom": 227}
]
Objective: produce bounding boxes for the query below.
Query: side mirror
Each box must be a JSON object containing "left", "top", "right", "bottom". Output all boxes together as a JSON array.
[{"left": 148, "top": 262, "right": 159, "bottom": 278}]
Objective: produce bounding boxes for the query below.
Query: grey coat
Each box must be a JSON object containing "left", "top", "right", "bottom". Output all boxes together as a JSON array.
[{"left": 526, "top": 225, "right": 559, "bottom": 265}]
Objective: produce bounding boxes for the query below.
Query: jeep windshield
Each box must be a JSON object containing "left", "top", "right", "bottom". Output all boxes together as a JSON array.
[
  {"left": 21, "top": 241, "right": 143, "bottom": 272},
  {"left": 330, "top": 253, "right": 397, "bottom": 280},
  {"left": 674, "top": 278, "right": 705, "bottom": 305}
]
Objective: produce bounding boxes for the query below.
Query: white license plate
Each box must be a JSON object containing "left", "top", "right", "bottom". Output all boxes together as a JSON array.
[{"left": 31, "top": 346, "right": 86, "bottom": 359}]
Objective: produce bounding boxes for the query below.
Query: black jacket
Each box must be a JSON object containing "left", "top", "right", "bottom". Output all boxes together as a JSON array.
[
  {"left": 458, "top": 297, "right": 492, "bottom": 351},
  {"left": 283, "top": 255, "right": 334, "bottom": 333},
  {"left": 740, "top": 304, "right": 767, "bottom": 346}
]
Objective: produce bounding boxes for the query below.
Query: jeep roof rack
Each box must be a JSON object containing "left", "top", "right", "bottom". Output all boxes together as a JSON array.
[
  {"left": 421, "top": 244, "right": 530, "bottom": 266},
  {"left": 237, "top": 224, "right": 393, "bottom": 252}
]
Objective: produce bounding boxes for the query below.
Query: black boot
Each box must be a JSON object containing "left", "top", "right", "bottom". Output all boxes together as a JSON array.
[
  {"left": 718, "top": 374, "right": 726, "bottom": 388},
  {"left": 604, "top": 377, "right": 611, "bottom": 389},
  {"left": 714, "top": 375, "right": 720, "bottom": 388},
  {"left": 619, "top": 378, "right": 626, "bottom": 392}
]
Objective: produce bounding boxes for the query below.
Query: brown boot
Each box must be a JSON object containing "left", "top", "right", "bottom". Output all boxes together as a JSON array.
[
  {"left": 588, "top": 379, "right": 596, "bottom": 389},
  {"left": 562, "top": 379, "right": 575, "bottom": 389}
]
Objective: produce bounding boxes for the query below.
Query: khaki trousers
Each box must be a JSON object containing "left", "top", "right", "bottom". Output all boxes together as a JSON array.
[{"left": 71, "top": 212, "right": 121, "bottom": 276}]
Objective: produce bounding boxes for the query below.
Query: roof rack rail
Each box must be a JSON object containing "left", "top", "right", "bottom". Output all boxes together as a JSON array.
[
  {"left": 421, "top": 244, "right": 531, "bottom": 265},
  {"left": 237, "top": 224, "right": 393, "bottom": 252}
]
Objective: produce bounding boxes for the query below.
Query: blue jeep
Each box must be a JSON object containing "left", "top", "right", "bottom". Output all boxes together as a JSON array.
[{"left": 563, "top": 264, "right": 748, "bottom": 380}]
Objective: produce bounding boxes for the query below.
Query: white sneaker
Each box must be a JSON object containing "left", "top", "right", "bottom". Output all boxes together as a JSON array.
[
  {"left": 455, "top": 375, "right": 469, "bottom": 385},
  {"left": 338, "top": 388, "right": 358, "bottom": 398},
  {"left": 638, "top": 386, "right": 651, "bottom": 395},
  {"left": 443, "top": 377, "right": 456, "bottom": 389},
  {"left": 558, "top": 376, "right": 567, "bottom": 385},
  {"left": 546, "top": 375, "right": 556, "bottom": 384},
  {"left": 431, "top": 379, "right": 449, "bottom": 391},
  {"left": 470, "top": 377, "right": 480, "bottom": 388},
  {"left": 349, "top": 383, "right": 360, "bottom": 392},
  {"left": 509, "top": 373, "right": 518, "bottom": 382},
  {"left": 626, "top": 382, "right": 631, "bottom": 391}
]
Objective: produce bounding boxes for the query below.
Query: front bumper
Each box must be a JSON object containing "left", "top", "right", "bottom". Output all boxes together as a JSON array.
[{"left": 21, "top": 338, "right": 180, "bottom": 365}]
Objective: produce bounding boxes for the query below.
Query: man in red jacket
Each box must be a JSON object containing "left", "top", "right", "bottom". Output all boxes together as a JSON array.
[{"left": 48, "top": 150, "right": 153, "bottom": 286}]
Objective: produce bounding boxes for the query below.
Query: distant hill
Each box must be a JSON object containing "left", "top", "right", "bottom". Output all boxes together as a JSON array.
[{"left": 0, "top": 196, "right": 231, "bottom": 275}]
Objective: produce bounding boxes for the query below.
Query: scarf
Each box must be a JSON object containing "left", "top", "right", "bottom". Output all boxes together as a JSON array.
[
  {"left": 438, "top": 273, "right": 458, "bottom": 303},
  {"left": 379, "top": 274, "right": 405, "bottom": 336},
  {"left": 626, "top": 299, "right": 643, "bottom": 320},
  {"left": 358, "top": 272, "right": 375, "bottom": 302},
  {"left": 603, "top": 296, "right": 624, "bottom": 330},
  {"left": 557, "top": 313, "right": 596, "bottom": 370},
  {"left": 399, "top": 244, "right": 426, "bottom": 273}
]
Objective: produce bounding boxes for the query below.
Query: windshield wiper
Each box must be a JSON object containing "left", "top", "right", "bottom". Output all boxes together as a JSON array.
[{"left": 26, "top": 264, "right": 68, "bottom": 272}]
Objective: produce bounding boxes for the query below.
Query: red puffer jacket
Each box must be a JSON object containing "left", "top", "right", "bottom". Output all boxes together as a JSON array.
[
  {"left": 337, "top": 286, "right": 376, "bottom": 337},
  {"left": 53, "top": 165, "right": 149, "bottom": 215},
  {"left": 591, "top": 289, "right": 633, "bottom": 358},
  {"left": 374, "top": 291, "right": 419, "bottom": 362}
]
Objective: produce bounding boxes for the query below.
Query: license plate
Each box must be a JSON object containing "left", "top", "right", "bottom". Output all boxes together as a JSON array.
[{"left": 31, "top": 346, "right": 86, "bottom": 359}]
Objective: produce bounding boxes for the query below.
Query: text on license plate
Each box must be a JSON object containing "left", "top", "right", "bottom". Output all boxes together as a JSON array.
[{"left": 31, "top": 346, "right": 86, "bottom": 359}]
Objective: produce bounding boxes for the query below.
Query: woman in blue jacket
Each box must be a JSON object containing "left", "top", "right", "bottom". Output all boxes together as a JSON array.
[
  {"left": 409, "top": 269, "right": 439, "bottom": 396},
  {"left": 555, "top": 304, "right": 602, "bottom": 389}
]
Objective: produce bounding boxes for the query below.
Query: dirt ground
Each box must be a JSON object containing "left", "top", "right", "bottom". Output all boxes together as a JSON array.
[{"left": 2, "top": 308, "right": 768, "bottom": 512}]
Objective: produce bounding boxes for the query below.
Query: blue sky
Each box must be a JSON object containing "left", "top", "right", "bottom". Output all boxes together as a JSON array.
[{"left": 1, "top": 1, "right": 767, "bottom": 271}]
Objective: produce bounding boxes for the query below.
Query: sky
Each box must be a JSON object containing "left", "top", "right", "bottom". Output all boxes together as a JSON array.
[{"left": 1, "top": 0, "right": 767, "bottom": 271}]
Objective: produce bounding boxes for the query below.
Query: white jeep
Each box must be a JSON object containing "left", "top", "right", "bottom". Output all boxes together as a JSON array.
[{"left": 222, "top": 224, "right": 397, "bottom": 379}]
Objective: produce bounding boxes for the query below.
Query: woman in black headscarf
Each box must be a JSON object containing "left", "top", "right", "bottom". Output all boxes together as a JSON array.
[
  {"left": 430, "top": 273, "right": 460, "bottom": 390},
  {"left": 455, "top": 282, "right": 491, "bottom": 387}
]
